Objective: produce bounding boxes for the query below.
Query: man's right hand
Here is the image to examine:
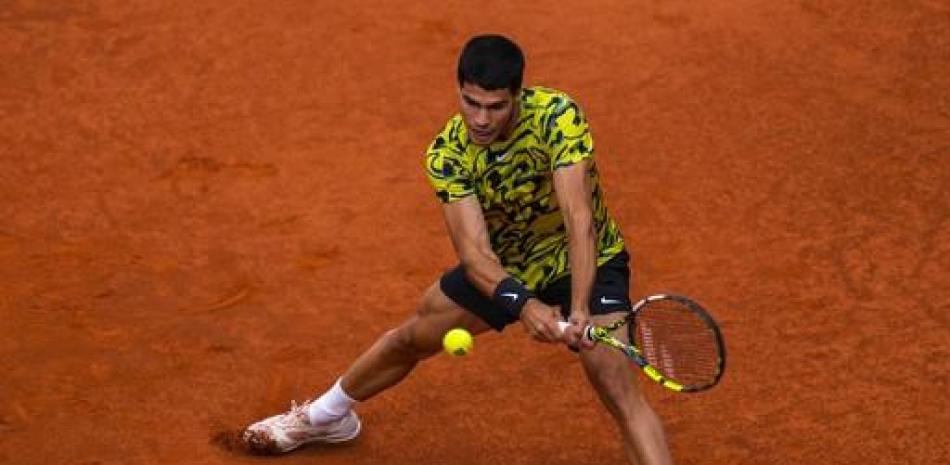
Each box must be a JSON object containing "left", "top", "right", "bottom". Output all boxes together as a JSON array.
[{"left": 519, "top": 299, "right": 564, "bottom": 343}]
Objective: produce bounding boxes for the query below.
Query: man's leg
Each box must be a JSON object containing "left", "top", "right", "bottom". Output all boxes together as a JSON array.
[
  {"left": 579, "top": 312, "right": 673, "bottom": 465},
  {"left": 244, "top": 280, "right": 491, "bottom": 453},
  {"left": 339, "top": 280, "right": 491, "bottom": 401}
]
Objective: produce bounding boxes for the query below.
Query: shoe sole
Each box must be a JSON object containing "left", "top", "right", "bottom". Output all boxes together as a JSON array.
[{"left": 244, "top": 416, "right": 362, "bottom": 455}]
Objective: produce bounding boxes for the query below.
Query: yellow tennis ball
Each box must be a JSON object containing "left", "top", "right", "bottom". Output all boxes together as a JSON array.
[{"left": 443, "top": 328, "right": 473, "bottom": 356}]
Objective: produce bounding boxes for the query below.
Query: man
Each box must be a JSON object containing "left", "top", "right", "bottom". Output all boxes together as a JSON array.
[{"left": 243, "top": 34, "right": 674, "bottom": 465}]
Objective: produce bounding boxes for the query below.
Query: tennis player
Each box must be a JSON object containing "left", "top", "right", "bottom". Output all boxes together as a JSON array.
[{"left": 243, "top": 34, "right": 673, "bottom": 465}]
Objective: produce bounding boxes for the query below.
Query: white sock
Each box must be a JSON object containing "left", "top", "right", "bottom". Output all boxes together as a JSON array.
[{"left": 307, "top": 378, "right": 356, "bottom": 425}]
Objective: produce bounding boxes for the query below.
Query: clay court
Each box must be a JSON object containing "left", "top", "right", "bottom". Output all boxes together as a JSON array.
[{"left": 2, "top": 1, "right": 948, "bottom": 464}]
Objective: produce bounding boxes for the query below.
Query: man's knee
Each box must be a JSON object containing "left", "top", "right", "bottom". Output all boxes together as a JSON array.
[
  {"left": 586, "top": 356, "right": 630, "bottom": 391},
  {"left": 382, "top": 283, "right": 452, "bottom": 359},
  {"left": 382, "top": 323, "right": 436, "bottom": 361},
  {"left": 385, "top": 280, "right": 487, "bottom": 360},
  {"left": 583, "top": 350, "right": 650, "bottom": 412}
]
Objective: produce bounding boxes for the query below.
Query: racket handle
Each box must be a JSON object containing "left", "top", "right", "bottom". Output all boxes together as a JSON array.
[{"left": 556, "top": 321, "right": 593, "bottom": 341}]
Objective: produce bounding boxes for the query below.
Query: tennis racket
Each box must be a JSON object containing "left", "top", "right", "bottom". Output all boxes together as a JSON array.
[{"left": 558, "top": 294, "right": 726, "bottom": 393}]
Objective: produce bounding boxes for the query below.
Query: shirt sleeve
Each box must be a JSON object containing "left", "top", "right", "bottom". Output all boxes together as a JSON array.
[
  {"left": 545, "top": 95, "right": 595, "bottom": 169},
  {"left": 424, "top": 120, "right": 474, "bottom": 203}
]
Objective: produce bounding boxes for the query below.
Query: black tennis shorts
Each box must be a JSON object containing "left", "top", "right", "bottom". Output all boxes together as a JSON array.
[{"left": 439, "top": 250, "right": 632, "bottom": 331}]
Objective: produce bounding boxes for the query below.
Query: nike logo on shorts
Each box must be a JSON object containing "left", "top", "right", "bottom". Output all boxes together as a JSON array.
[{"left": 600, "top": 296, "right": 623, "bottom": 305}]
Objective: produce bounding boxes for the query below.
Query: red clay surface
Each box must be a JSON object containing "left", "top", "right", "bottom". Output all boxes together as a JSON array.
[{"left": 2, "top": 1, "right": 948, "bottom": 464}]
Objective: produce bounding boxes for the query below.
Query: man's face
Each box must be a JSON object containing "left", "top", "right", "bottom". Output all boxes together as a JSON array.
[{"left": 458, "top": 82, "right": 518, "bottom": 146}]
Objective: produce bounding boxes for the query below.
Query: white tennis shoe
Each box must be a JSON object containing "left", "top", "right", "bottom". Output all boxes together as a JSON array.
[{"left": 243, "top": 400, "right": 361, "bottom": 454}]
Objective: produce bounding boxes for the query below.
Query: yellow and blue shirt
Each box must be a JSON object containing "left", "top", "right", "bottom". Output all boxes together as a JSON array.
[{"left": 424, "top": 86, "right": 625, "bottom": 291}]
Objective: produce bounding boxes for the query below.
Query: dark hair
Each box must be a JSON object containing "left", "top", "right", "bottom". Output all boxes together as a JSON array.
[{"left": 457, "top": 34, "right": 524, "bottom": 94}]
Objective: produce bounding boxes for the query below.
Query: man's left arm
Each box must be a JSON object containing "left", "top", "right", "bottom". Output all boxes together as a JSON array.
[{"left": 553, "top": 159, "right": 597, "bottom": 348}]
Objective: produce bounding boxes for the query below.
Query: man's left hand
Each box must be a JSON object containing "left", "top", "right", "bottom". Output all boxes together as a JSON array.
[{"left": 563, "top": 310, "right": 596, "bottom": 350}]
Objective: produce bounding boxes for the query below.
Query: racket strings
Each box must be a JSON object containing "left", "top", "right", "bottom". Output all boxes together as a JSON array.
[{"left": 634, "top": 300, "right": 722, "bottom": 386}]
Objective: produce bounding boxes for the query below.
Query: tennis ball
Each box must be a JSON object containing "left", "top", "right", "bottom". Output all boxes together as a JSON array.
[{"left": 443, "top": 328, "right": 473, "bottom": 356}]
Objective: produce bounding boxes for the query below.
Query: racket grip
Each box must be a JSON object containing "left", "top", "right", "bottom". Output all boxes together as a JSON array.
[{"left": 557, "top": 321, "right": 593, "bottom": 341}]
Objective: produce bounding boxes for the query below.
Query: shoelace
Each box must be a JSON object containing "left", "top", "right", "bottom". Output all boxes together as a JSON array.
[{"left": 277, "top": 400, "right": 312, "bottom": 428}]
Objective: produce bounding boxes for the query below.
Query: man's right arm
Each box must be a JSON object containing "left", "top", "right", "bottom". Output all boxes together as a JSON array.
[
  {"left": 440, "top": 196, "right": 507, "bottom": 294},
  {"left": 440, "top": 196, "right": 563, "bottom": 343}
]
